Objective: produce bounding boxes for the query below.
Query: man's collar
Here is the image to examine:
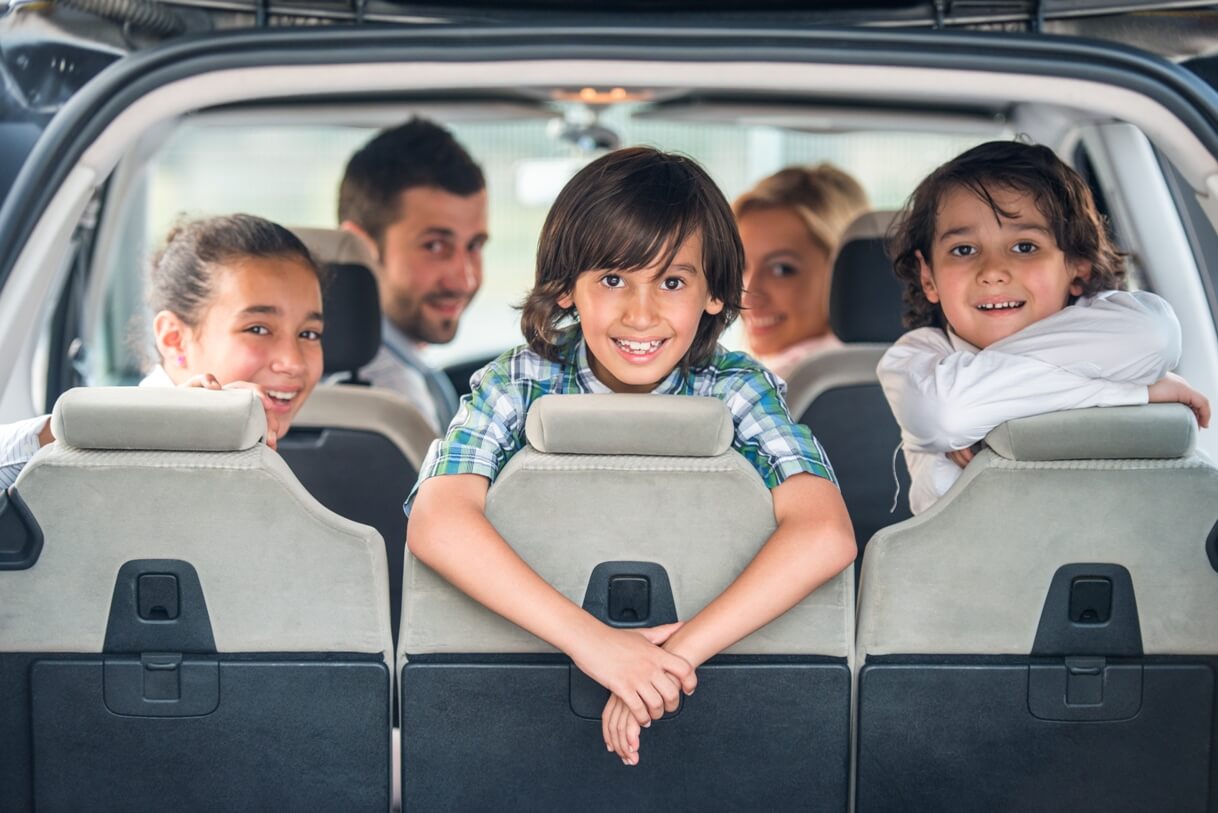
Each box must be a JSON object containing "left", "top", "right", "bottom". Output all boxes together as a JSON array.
[{"left": 382, "top": 316, "right": 425, "bottom": 365}]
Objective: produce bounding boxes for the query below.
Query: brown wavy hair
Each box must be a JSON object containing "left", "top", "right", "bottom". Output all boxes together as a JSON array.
[
  {"left": 888, "top": 140, "right": 1127, "bottom": 330},
  {"left": 520, "top": 147, "right": 743, "bottom": 369}
]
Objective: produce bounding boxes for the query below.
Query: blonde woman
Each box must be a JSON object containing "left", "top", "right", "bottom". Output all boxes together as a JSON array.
[{"left": 734, "top": 164, "right": 870, "bottom": 379}]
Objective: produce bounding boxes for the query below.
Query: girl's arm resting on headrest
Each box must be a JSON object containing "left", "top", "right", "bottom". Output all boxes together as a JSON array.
[
  {"left": 986, "top": 290, "right": 1181, "bottom": 383},
  {"left": 408, "top": 473, "right": 696, "bottom": 727},
  {"left": 879, "top": 330, "right": 1147, "bottom": 453},
  {"left": 0, "top": 415, "right": 54, "bottom": 491},
  {"left": 657, "top": 473, "right": 855, "bottom": 671}
]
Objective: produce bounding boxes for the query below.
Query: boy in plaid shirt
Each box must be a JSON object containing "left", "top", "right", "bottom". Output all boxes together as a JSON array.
[{"left": 408, "top": 147, "right": 855, "bottom": 765}]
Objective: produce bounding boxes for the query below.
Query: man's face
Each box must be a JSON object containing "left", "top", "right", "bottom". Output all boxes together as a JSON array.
[{"left": 376, "top": 186, "right": 488, "bottom": 344}]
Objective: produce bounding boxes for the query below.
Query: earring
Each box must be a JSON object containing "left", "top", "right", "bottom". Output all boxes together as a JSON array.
[{"left": 177, "top": 355, "right": 186, "bottom": 367}]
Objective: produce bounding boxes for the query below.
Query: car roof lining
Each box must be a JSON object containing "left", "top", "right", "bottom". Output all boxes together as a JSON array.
[{"left": 72, "top": 59, "right": 1218, "bottom": 192}]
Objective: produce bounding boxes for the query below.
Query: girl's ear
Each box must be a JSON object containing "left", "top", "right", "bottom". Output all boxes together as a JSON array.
[
  {"left": 1069, "top": 258, "right": 1093, "bottom": 297},
  {"left": 153, "top": 310, "right": 191, "bottom": 371},
  {"left": 704, "top": 296, "right": 725, "bottom": 316},
  {"left": 917, "top": 250, "right": 940, "bottom": 304},
  {"left": 557, "top": 292, "right": 574, "bottom": 310}
]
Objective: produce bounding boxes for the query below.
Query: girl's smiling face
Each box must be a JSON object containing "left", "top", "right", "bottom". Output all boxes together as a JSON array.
[
  {"left": 157, "top": 256, "right": 325, "bottom": 431},
  {"left": 738, "top": 206, "right": 833, "bottom": 356},
  {"left": 919, "top": 184, "right": 1090, "bottom": 349},
  {"left": 558, "top": 233, "right": 724, "bottom": 393}
]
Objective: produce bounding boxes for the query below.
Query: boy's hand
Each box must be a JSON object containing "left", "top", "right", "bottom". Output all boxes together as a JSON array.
[
  {"left": 1149, "top": 373, "right": 1211, "bottom": 428},
  {"left": 602, "top": 691, "right": 650, "bottom": 766},
  {"left": 946, "top": 441, "right": 984, "bottom": 469},
  {"left": 571, "top": 622, "right": 695, "bottom": 728},
  {"left": 946, "top": 447, "right": 974, "bottom": 469},
  {"left": 179, "top": 375, "right": 283, "bottom": 448}
]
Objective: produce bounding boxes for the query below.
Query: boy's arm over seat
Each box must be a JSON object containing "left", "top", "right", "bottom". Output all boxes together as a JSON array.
[
  {"left": 879, "top": 323, "right": 1156, "bottom": 455},
  {"left": 409, "top": 475, "right": 696, "bottom": 726},
  {"left": 658, "top": 472, "right": 855, "bottom": 669}
]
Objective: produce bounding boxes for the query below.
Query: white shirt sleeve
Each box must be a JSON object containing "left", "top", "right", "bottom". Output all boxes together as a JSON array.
[
  {"left": 904, "top": 447, "right": 965, "bottom": 516},
  {"left": 877, "top": 293, "right": 1181, "bottom": 454},
  {"left": 984, "top": 290, "right": 1180, "bottom": 383},
  {"left": 0, "top": 414, "right": 50, "bottom": 491}
]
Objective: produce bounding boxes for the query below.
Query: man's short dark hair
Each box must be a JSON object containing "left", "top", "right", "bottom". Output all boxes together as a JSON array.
[{"left": 337, "top": 117, "right": 485, "bottom": 247}]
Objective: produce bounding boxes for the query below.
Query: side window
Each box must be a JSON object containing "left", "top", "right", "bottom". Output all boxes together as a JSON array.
[
  {"left": 1154, "top": 149, "right": 1218, "bottom": 327},
  {"left": 1072, "top": 139, "right": 1146, "bottom": 290}
]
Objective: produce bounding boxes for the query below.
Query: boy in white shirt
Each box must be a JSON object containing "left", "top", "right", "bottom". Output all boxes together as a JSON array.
[{"left": 878, "top": 140, "right": 1210, "bottom": 514}]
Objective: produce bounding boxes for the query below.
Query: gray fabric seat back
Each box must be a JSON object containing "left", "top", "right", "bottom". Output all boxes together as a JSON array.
[
  {"left": 858, "top": 403, "right": 1218, "bottom": 659},
  {"left": 783, "top": 210, "right": 910, "bottom": 553},
  {"left": 283, "top": 228, "right": 438, "bottom": 652},
  {"left": 1, "top": 387, "right": 392, "bottom": 811},
  {"left": 400, "top": 393, "right": 853, "bottom": 660},
  {"left": 854, "top": 404, "right": 1218, "bottom": 810},
  {"left": 397, "top": 394, "right": 854, "bottom": 811}
]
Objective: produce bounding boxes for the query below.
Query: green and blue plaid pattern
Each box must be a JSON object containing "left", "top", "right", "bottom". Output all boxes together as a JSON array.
[{"left": 405, "top": 338, "right": 835, "bottom": 512}]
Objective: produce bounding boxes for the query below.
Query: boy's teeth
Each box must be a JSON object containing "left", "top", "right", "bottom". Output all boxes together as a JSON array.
[
  {"left": 267, "top": 390, "right": 297, "bottom": 401},
  {"left": 976, "top": 301, "right": 1024, "bottom": 311},
  {"left": 614, "top": 338, "right": 663, "bottom": 354}
]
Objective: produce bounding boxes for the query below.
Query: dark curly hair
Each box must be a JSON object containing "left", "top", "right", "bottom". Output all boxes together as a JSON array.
[
  {"left": 520, "top": 147, "right": 743, "bottom": 370},
  {"left": 888, "top": 140, "right": 1127, "bottom": 330}
]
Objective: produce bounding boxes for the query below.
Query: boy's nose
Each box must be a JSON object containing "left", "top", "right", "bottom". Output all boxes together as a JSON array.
[
  {"left": 622, "top": 289, "right": 660, "bottom": 329},
  {"left": 977, "top": 261, "right": 1011, "bottom": 284}
]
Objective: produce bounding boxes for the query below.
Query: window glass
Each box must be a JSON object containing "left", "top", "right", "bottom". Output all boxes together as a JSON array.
[{"left": 91, "top": 109, "right": 995, "bottom": 384}]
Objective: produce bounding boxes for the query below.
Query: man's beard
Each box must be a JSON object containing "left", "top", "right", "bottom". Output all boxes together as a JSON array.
[{"left": 388, "top": 291, "right": 466, "bottom": 344}]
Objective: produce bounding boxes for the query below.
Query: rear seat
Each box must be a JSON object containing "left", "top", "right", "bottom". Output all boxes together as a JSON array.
[
  {"left": 287, "top": 224, "right": 436, "bottom": 653},
  {"left": 855, "top": 404, "right": 1218, "bottom": 811},
  {"left": 276, "top": 259, "right": 435, "bottom": 650},
  {"left": 399, "top": 394, "right": 854, "bottom": 811},
  {"left": 783, "top": 210, "right": 910, "bottom": 560},
  {"left": 0, "top": 387, "right": 392, "bottom": 811}
]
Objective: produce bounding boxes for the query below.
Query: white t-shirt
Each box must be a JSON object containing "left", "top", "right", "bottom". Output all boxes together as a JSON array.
[{"left": 877, "top": 290, "right": 1182, "bottom": 514}]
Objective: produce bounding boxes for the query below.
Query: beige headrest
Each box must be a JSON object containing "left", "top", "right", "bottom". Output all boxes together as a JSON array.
[
  {"left": 985, "top": 404, "right": 1197, "bottom": 461},
  {"left": 51, "top": 387, "right": 267, "bottom": 451},
  {"left": 291, "top": 226, "right": 378, "bottom": 268},
  {"left": 524, "top": 394, "right": 733, "bottom": 457}
]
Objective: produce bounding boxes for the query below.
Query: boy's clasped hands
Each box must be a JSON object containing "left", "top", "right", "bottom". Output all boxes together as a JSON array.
[{"left": 578, "top": 621, "right": 695, "bottom": 766}]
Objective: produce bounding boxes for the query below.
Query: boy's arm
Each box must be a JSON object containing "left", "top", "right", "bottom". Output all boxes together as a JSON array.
[
  {"left": 878, "top": 328, "right": 1149, "bottom": 454},
  {"left": 656, "top": 472, "right": 855, "bottom": 670},
  {"left": 988, "top": 290, "right": 1181, "bottom": 383},
  {"left": 408, "top": 473, "right": 695, "bottom": 725}
]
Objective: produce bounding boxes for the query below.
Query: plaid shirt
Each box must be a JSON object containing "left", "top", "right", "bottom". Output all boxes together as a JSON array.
[{"left": 406, "top": 339, "right": 835, "bottom": 512}]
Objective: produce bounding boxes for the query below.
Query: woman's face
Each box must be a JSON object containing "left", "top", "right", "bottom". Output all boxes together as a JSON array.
[
  {"left": 166, "top": 256, "right": 325, "bottom": 432},
  {"left": 738, "top": 207, "right": 833, "bottom": 357}
]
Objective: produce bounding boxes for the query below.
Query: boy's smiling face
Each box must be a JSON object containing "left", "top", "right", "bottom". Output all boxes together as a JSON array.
[
  {"left": 919, "top": 184, "right": 1090, "bottom": 349},
  {"left": 559, "top": 233, "right": 724, "bottom": 393}
]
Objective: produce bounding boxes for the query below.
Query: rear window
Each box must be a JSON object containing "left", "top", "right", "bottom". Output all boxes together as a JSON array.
[{"left": 87, "top": 108, "right": 994, "bottom": 384}]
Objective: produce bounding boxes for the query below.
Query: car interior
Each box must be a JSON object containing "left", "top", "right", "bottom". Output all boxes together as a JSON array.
[{"left": 2, "top": 14, "right": 1218, "bottom": 811}]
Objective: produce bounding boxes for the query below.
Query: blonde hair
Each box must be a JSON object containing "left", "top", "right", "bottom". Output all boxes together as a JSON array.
[{"left": 733, "top": 164, "right": 870, "bottom": 258}]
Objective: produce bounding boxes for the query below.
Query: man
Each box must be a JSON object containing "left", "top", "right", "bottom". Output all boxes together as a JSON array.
[{"left": 338, "top": 118, "right": 488, "bottom": 433}]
